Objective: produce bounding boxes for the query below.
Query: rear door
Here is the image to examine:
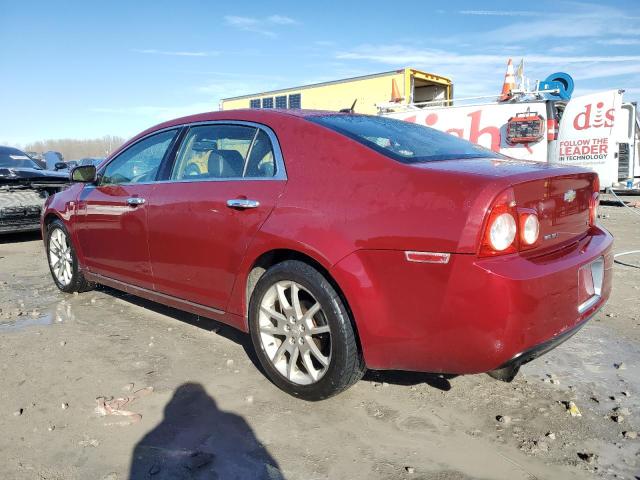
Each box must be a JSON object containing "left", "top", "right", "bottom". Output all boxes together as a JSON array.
[
  {"left": 146, "top": 122, "right": 286, "bottom": 311},
  {"left": 75, "top": 129, "right": 180, "bottom": 289}
]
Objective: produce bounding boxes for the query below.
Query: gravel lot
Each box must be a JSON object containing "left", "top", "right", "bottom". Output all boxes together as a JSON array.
[{"left": 0, "top": 197, "right": 638, "bottom": 480}]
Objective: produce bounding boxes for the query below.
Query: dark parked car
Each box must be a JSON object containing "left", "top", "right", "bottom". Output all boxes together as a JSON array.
[
  {"left": 53, "top": 160, "right": 78, "bottom": 172},
  {"left": 78, "top": 157, "right": 105, "bottom": 167},
  {"left": 41, "top": 110, "right": 612, "bottom": 400},
  {"left": 0, "top": 146, "right": 68, "bottom": 234},
  {"left": 43, "top": 151, "right": 64, "bottom": 170}
]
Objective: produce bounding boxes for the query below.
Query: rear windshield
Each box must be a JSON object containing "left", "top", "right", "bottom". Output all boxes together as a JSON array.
[{"left": 308, "top": 114, "right": 500, "bottom": 163}]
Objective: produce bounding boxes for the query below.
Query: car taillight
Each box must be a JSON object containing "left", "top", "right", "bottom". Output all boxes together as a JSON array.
[
  {"left": 479, "top": 188, "right": 540, "bottom": 257},
  {"left": 520, "top": 212, "right": 540, "bottom": 246},
  {"left": 479, "top": 188, "right": 518, "bottom": 256},
  {"left": 589, "top": 175, "right": 600, "bottom": 226},
  {"left": 489, "top": 213, "right": 517, "bottom": 250}
]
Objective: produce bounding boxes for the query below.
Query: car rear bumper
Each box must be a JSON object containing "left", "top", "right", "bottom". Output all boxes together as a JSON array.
[{"left": 331, "top": 226, "right": 613, "bottom": 373}]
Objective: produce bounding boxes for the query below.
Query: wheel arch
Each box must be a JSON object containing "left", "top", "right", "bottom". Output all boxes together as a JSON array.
[
  {"left": 240, "top": 248, "right": 363, "bottom": 355},
  {"left": 42, "top": 212, "right": 63, "bottom": 229}
]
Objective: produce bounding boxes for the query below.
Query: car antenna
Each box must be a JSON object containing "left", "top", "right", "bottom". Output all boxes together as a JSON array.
[{"left": 339, "top": 99, "right": 357, "bottom": 113}]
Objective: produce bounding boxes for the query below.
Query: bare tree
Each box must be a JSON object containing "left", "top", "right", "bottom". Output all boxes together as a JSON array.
[{"left": 24, "top": 135, "right": 126, "bottom": 160}]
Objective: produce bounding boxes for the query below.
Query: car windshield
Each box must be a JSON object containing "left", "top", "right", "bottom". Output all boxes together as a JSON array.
[
  {"left": 308, "top": 114, "right": 501, "bottom": 163},
  {"left": 0, "top": 147, "right": 43, "bottom": 169}
]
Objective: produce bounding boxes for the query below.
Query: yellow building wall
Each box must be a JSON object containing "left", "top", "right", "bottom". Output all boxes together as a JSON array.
[{"left": 222, "top": 71, "right": 408, "bottom": 115}]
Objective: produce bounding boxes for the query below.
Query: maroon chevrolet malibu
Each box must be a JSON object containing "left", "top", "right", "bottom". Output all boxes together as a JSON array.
[{"left": 42, "top": 110, "right": 612, "bottom": 400}]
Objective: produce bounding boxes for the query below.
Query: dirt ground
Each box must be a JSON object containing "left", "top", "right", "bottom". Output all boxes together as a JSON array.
[{"left": 0, "top": 197, "right": 639, "bottom": 480}]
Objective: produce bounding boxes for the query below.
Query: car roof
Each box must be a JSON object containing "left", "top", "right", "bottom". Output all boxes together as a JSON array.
[
  {"left": 139, "top": 109, "right": 344, "bottom": 135},
  {"left": 110, "top": 109, "right": 359, "bottom": 160},
  {"left": 0, "top": 146, "right": 26, "bottom": 154}
]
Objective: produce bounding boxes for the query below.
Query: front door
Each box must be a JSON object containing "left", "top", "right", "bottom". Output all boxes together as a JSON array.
[
  {"left": 75, "top": 129, "right": 180, "bottom": 289},
  {"left": 147, "top": 123, "right": 286, "bottom": 311}
]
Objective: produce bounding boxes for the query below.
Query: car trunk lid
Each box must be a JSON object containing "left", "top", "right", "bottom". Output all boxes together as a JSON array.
[{"left": 514, "top": 171, "right": 595, "bottom": 253}]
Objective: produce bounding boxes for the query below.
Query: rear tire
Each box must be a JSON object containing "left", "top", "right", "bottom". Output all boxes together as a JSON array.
[
  {"left": 249, "top": 260, "right": 365, "bottom": 400},
  {"left": 46, "top": 219, "right": 95, "bottom": 293}
]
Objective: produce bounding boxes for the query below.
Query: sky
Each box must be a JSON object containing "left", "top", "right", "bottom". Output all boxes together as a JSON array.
[{"left": 1, "top": 0, "right": 639, "bottom": 146}]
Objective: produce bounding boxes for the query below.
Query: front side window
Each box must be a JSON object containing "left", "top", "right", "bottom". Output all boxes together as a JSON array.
[
  {"left": 171, "top": 124, "right": 277, "bottom": 180},
  {"left": 100, "top": 130, "right": 177, "bottom": 185},
  {"left": 308, "top": 114, "right": 500, "bottom": 163}
]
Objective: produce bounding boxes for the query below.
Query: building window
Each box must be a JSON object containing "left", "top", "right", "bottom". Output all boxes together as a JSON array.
[
  {"left": 275, "top": 95, "right": 287, "bottom": 109},
  {"left": 288, "top": 93, "right": 301, "bottom": 109},
  {"left": 262, "top": 97, "right": 274, "bottom": 109},
  {"left": 249, "top": 99, "right": 260, "bottom": 109}
]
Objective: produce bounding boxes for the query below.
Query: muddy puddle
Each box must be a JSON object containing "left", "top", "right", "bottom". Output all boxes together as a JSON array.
[{"left": 0, "top": 301, "right": 75, "bottom": 332}]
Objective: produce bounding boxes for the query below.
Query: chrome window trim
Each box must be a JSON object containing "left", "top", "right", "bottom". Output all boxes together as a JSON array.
[{"left": 91, "top": 120, "right": 287, "bottom": 188}]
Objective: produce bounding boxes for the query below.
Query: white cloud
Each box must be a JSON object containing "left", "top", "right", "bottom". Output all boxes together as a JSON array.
[
  {"left": 598, "top": 38, "right": 640, "bottom": 46},
  {"left": 335, "top": 44, "right": 640, "bottom": 97},
  {"left": 480, "top": 3, "right": 640, "bottom": 42},
  {"left": 132, "top": 49, "right": 216, "bottom": 57},
  {"left": 224, "top": 14, "right": 298, "bottom": 37},
  {"left": 336, "top": 45, "right": 640, "bottom": 66},
  {"left": 572, "top": 63, "right": 640, "bottom": 81},
  {"left": 267, "top": 15, "right": 297, "bottom": 25},
  {"left": 459, "top": 10, "right": 539, "bottom": 17}
]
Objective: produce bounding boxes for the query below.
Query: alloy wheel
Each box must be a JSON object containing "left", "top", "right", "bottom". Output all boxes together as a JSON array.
[
  {"left": 258, "top": 280, "right": 332, "bottom": 385},
  {"left": 49, "top": 228, "right": 73, "bottom": 286}
]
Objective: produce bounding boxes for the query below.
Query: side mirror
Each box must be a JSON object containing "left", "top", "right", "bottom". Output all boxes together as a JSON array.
[
  {"left": 54, "top": 162, "right": 67, "bottom": 171},
  {"left": 71, "top": 165, "right": 97, "bottom": 183}
]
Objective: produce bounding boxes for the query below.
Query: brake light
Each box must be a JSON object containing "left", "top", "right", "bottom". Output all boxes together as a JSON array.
[
  {"left": 520, "top": 212, "right": 540, "bottom": 247},
  {"left": 479, "top": 188, "right": 518, "bottom": 256},
  {"left": 479, "top": 188, "right": 541, "bottom": 257},
  {"left": 589, "top": 175, "right": 600, "bottom": 226}
]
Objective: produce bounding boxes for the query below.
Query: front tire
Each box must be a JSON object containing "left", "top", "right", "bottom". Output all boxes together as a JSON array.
[
  {"left": 46, "top": 219, "right": 95, "bottom": 293},
  {"left": 249, "top": 260, "right": 365, "bottom": 400}
]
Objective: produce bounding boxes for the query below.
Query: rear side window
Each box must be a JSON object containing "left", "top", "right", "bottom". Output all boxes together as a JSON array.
[
  {"left": 171, "top": 125, "right": 276, "bottom": 180},
  {"left": 245, "top": 130, "right": 275, "bottom": 178},
  {"left": 308, "top": 114, "right": 500, "bottom": 163}
]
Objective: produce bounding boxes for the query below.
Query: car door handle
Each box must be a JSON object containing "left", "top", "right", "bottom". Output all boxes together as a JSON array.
[
  {"left": 226, "top": 198, "right": 260, "bottom": 209},
  {"left": 126, "top": 197, "right": 146, "bottom": 206}
]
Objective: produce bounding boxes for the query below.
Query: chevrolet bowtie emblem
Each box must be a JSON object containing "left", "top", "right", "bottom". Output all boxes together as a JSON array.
[{"left": 564, "top": 189, "right": 576, "bottom": 202}]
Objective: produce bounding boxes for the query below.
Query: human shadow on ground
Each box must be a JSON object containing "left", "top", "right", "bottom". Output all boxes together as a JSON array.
[{"left": 129, "top": 382, "right": 285, "bottom": 480}]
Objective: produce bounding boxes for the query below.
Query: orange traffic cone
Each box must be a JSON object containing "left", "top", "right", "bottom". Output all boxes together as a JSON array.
[
  {"left": 390, "top": 79, "right": 403, "bottom": 102},
  {"left": 499, "top": 58, "right": 516, "bottom": 101}
]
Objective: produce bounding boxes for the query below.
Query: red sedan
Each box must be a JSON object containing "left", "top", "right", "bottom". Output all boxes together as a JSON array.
[{"left": 42, "top": 110, "right": 612, "bottom": 400}]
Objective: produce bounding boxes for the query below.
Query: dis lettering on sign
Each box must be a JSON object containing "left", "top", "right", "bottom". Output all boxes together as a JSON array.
[{"left": 573, "top": 102, "right": 615, "bottom": 130}]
